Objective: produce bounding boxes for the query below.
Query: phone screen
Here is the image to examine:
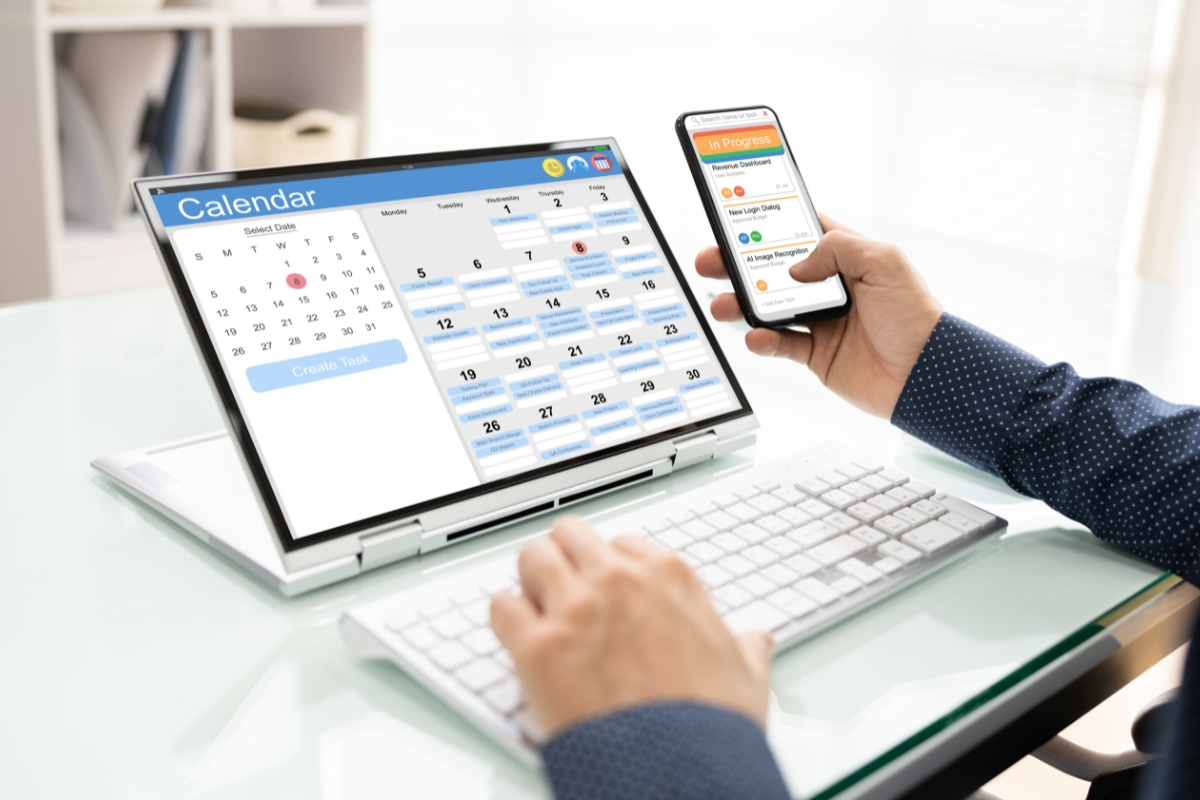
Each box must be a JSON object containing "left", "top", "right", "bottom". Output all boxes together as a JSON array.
[{"left": 683, "top": 108, "right": 846, "bottom": 323}]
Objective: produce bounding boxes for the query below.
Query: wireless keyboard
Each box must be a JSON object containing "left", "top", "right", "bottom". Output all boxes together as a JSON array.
[{"left": 340, "top": 443, "right": 1006, "bottom": 765}]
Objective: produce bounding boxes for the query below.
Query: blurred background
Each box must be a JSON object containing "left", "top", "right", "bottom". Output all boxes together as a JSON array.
[{"left": 3, "top": 0, "right": 1198, "bottom": 399}]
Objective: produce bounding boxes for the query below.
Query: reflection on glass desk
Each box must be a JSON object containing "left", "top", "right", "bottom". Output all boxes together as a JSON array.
[{"left": 0, "top": 286, "right": 1189, "bottom": 800}]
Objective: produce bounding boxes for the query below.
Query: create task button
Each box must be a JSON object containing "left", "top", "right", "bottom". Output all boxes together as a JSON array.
[{"left": 246, "top": 339, "right": 407, "bottom": 392}]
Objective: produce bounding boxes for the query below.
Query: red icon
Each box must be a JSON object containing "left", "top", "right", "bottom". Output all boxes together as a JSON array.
[
  {"left": 734, "top": 186, "right": 745, "bottom": 197},
  {"left": 570, "top": 240, "right": 588, "bottom": 255},
  {"left": 591, "top": 153, "right": 613, "bottom": 172},
  {"left": 286, "top": 273, "right": 307, "bottom": 289}
]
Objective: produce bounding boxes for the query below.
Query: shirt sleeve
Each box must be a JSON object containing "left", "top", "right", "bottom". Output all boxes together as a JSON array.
[
  {"left": 891, "top": 313, "right": 1200, "bottom": 586},
  {"left": 541, "top": 702, "right": 791, "bottom": 800}
]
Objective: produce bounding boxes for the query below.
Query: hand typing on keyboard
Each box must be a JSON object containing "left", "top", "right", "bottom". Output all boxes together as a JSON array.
[
  {"left": 697, "top": 214, "right": 942, "bottom": 419},
  {"left": 490, "top": 515, "right": 774, "bottom": 737}
]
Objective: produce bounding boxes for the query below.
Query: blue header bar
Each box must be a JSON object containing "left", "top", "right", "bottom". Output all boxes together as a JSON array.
[{"left": 153, "top": 152, "right": 623, "bottom": 227}]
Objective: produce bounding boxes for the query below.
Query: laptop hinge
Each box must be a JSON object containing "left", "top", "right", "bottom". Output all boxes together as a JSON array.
[
  {"left": 359, "top": 522, "right": 424, "bottom": 571},
  {"left": 671, "top": 431, "right": 720, "bottom": 470}
]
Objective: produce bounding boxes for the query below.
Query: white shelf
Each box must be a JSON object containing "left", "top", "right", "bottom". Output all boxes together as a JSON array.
[{"left": 47, "top": 6, "right": 367, "bottom": 32}]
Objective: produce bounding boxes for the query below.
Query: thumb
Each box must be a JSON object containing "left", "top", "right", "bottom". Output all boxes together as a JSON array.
[
  {"left": 736, "top": 629, "right": 775, "bottom": 685},
  {"left": 789, "top": 229, "right": 868, "bottom": 284}
]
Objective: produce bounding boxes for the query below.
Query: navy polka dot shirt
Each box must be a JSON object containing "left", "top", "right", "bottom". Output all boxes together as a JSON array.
[{"left": 540, "top": 314, "right": 1199, "bottom": 800}]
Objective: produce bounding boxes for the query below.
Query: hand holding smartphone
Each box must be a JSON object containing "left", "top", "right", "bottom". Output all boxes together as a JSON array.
[{"left": 677, "top": 106, "right": 851, "bottom": 328}]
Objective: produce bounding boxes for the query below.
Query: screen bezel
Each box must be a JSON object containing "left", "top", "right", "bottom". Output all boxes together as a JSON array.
[
  {"left": 676, "top": 105, "right": 852, "bottom": 328},
  {"left": 133, "top": 138, "right": 754, "bottom": 553}
]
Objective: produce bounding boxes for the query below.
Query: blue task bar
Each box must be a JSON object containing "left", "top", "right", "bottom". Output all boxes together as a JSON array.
[
  {"left": 471, "top": 428, "right": 525, "bottom": 449},
  {"left": 246, "top": 339, "right": 407, "bottom": 392},
  {"left": 490, "top": 213, "right": 538, "bottom": 226},
  {"left": 564, "top": 252, "right": 609, "bottom": 265},
  {"left": 610, "top": 342, "right": 653, "bottom": 358},
  {"left": 593, "top": 208, "right": 636, "bottom": 220},
  {"left": 623, "top": 267, "right": 663, "bottom": 280},
  {"left": 658, "top": 332, "right": 698, "bottom": 348},
  {"left": 615, "top": 251, "right": 658, "bottom": 264},
  {"left": 681, "top": 376, "right": 722, "bottom": 393},
  {"left": 591, "top": 416, "right": 637, "bottom": 437},
  {"left": 597, "top": 215, "right": 640, "bottom": 227},
  {"left": 542, "top": 440, "right": 591, "bottom": 461},
  {"left": 401, "top": 277, "right": 455, "bottom": 292},
  {"left": 450, "top": 377, "right": 501, "bottom": 395},
  {"left": 413, "top": 303, "right": 466, "bottom": 317},
  {"left": 529, "top": 414, "right": 579, "bottom": 434}
]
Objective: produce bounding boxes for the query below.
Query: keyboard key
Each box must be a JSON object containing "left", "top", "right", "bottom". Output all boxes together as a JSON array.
[
  {"left": 771, "top": 487, "right": 806, "bottom": 505},
  {"left": 904, "top": 480, "right": 936, "bottom": 499},
  {"left": 807, "top": 535, "right": 867, "bottom": 566},
  {"left": 748, "top": 494, "right": 786, "bottom": 515},
  {"left": 877, "top": 539, "right": 923, "bottom": 565},
  {"left": 401, "top": 622, "right": 441, "bottom": 651},
  {"left": 884, "top": 486, "right": 919, "bottom": 505},
  {"left": 874, "top": 515, "right": 911, "bottom": 536},
  {"left": 817, "top": 470, "right": 848, "bottom": 488},
  {"left": 735, "top": 522, "right": 771, "bottom": 543},
  {"left": 689, "top": 501, "right": 719, "bottom": 517},
  {"left": 483, "top": 677, "right": 523, "bottom": 714},
  {"left": 752, "top": 515, "right": 789, "bottom": 537},
  {"left": 643, "top": 518, "right": 674, "bottom": 534},
  {"left": 878, "top": 468, "right": 909, "bottom": 485},
  {"left": 667, "top": 509, "right": 694, "bottom": 525},
  {"left": 795, "top": 577, "right": 840, "bottom": 605},
  {"left": 655, "top": 528, "right": 694, "bottom": 550},
  {"left": 754, "top": 477, "right": 782, "bottom": 493},
  {"left": 872, "top": 556, "right": 903, "bottom": 575},
  {"left": 717, "top": 554, "right": 757, "bottom": 577},
  {"left": 796, "top": 477, "right": 831, "bottom": 496},
  {"left": 702, "top": 510, "right": 740, "bottom": 532},
  {"left": 852, "top": 458, "right": 885, "bottom": 474},
  {"left": 825, "top": 511, "right": 861, "bottom": 533},
  {"left": 903, "top": 521, "right": 962, "bottom": 554},
  {"left": 724, "top": 600, "right": 791, "bottom": 634},
  {"left": 385, "top": 609, "right": 419, "bottom": 632},
  {"left": 450, "top": 587, "right": 485, "bottom": 606},
  {"left": 763, "top": 536, "right": 802, "bottom": 558},
  {"left": 680, "top": 519, "right": 717, "bottom": 539},
  {"left": 788, "top": 521, "right": 839, "bottom": 548},
  {"left": 461, "top": 627, "right": 502, "bottom": 656},
  {"left": 513, "top": 707, "right": 545, "bottom": 744},
  {"left": 782, "top": 553, "right": 822, "bottom": 577},
  {"left": 696, "top": 564, "right": 735, "bottom": 588},
  {"left": 740, "top": 545, "right": 779, "bottom": 567},
  {"left": 850, "top": 526, "right": 889, "bottom": 546},
  {"left": 712, "top": 600, "right": 730, "bottom": 615},
  {"left": 711, "top": 532, "right": 749, "bottom": 554},
  {"left": 835, "top": 462, "right": 867, "bottom": 480},
  {"left": 911, "top": 499, "right": 947, "bottom": 518},
  {"left": 837, "top": 557, "right": 883, "bottom": 584},
  {"left": 797, "top": 499, "right": 833, "bottom": 519},
  {"left": 841, "top": 481, "right": 874, "bottom": 500},
  {"left": 454, "top": 658, "right": 507, "bottom": 691},
  {"left": 685, "top": 541, "right": 724, "bottom": 563},
  {"left": 430, "top": 610, "right": 473, "bottom": 639},
  {"left": 760, "top": 563, "right": 800, "bottom": 586},
  {"left": 766, "top": 588, "right": 819, "bottom": 619},
  {"left": 419, "top": 598, "right": 454, "bottom": 618},
  {"left": 736, "top": 573, "right": 778, "bottom": 598},
  {"left": 847, "top": 502, "right": 884, "bottom": 523},
  {"left": 494, "top": 648, "right": 514, "bottom": 671},
  {"left": 938, "top": 495, "right": 998, "bottom": 526},
  {"left": 860, "top": 473, "right": 893, "bottom": 492},
  {"left": 462, "top": 599, "right": 491, "bottom": 627},
  {"left": 821, "top": 489, "right": 856, "bottom": 510},
  {"left": 725, "top": 503, "right": 761, "bottom": 523},
  {"left": 481, "top": 576, "right": 516, "bottom": 595},
  {"left": 711, "top": 492, "right": 739, "bottom": 508},
  {"left": 429, "top": 640, "right": 473, "bottom": 671},
  {"left": 713, "top": 583, "right": 754, "bottom": 609},
  {"left": 939, "top": 511, "right": 981, "bottom": 535},
  {"left": 867, "top": 494, "right": 902, "bottom": 514},
  {"left": 777, "top": 507, "right": 814, "bottom": 527},
  {"left": 734, "top": 485, "right": 761, "bottom": 501},
  {"left": 831, "top": 575, "right": 864, "bottom": 595},
  {"left": 678, "top": 552, "right": 701, "bottom": 569},
  {"left": 893, "top": 507, "right": 928, "bottom": 526}
]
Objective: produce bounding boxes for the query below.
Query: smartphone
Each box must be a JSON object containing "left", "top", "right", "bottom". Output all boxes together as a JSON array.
[{"left": 677, "top": 106, "right": 851, "bottom": 328}]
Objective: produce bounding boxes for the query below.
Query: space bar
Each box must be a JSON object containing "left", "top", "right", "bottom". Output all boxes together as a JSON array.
[{"left": 723, "top": 601, "right": 790, "bottom": 635}]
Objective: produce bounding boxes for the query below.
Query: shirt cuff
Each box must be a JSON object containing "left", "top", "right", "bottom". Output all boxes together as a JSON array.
[
  {"left": 891, "top": 313, "right": 1046, "bottom": 478},
  {"left": 541, "top": 702, "right": 791, "bottom": 800}
]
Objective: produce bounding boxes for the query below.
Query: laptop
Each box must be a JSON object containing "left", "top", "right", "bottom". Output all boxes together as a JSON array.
[{"left": 92, "top": 140, "right": 759, "bottom": 595}]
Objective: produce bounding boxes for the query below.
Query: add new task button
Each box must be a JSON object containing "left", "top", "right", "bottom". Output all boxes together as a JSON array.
[{"left": 246, "top": 339, "right": 407, "bottom": 392}]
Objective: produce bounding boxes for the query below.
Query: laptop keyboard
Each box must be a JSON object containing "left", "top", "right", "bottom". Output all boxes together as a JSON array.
[{"left": 342, "top": 446, "right": 1006, "bottom": 751}]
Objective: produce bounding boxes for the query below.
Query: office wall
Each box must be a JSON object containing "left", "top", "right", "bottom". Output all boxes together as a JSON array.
[{"left": 369, "top": 0, "right": 1200, "bottom": 402}]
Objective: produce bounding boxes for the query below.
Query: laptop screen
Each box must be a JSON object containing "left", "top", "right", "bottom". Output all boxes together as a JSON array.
[{"left": 141, "top": 141, "right": 749, "bottom": 546}]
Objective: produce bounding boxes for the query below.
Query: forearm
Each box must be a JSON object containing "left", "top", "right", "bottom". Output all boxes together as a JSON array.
[
  {"left": 542, "top": 703, "right": 791, "bottom": 800},
  {"left": 892, "top": 314, "right": 1200, "bottom": 584}
]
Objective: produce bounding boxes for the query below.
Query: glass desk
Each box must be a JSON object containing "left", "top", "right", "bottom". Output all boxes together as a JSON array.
[{"left": 1, "top": 287, "right": 1192, "bottom": 799}]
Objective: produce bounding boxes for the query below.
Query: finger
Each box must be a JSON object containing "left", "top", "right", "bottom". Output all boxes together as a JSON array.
[
  {"left": 789, "top": 230, "right": 871, "bottom": 284},
  {"left": 736, "top": 630, "right": 775, "bottom": 686},
  {"left": 709, "top": 293, "right": 745, "bottom": 322},
  {"left": 816, "top": 212, "right": 861, "bottom": 237},
  {"left": 549, "top": 515, "right": 608, "bottom": 572},
  {"left": 744, "top": 328, "right": 814, "bottom": 365},
  {"left": 489, "top": 591, "right": 540, "bottom": 653},
  {"left": 695, "top": 247, "right": 730, "bottom": 280},
  {"left": 517, "top": 537, "right": 578, "bottom": 612},
  {"left": 611, "top": 533, "right": 667, "bottom": 560}
]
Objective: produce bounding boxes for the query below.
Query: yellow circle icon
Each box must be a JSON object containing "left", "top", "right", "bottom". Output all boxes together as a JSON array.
[
  {"left": 542, "top": 158, "right": 565, "bottom": 178},
  {"left": 755, "top": 279, "right": 768, "bottom": 291},
  {"left": 720, "top": 187, "right": 733, "bottom": 199}
]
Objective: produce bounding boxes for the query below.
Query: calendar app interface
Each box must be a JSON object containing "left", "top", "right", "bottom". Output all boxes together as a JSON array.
[
  {"left": 684, "top": 109, "right": 846, "bottom": 321},
  {"left": 155, "top": 148, "right": 743, "bottom": 539}
]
